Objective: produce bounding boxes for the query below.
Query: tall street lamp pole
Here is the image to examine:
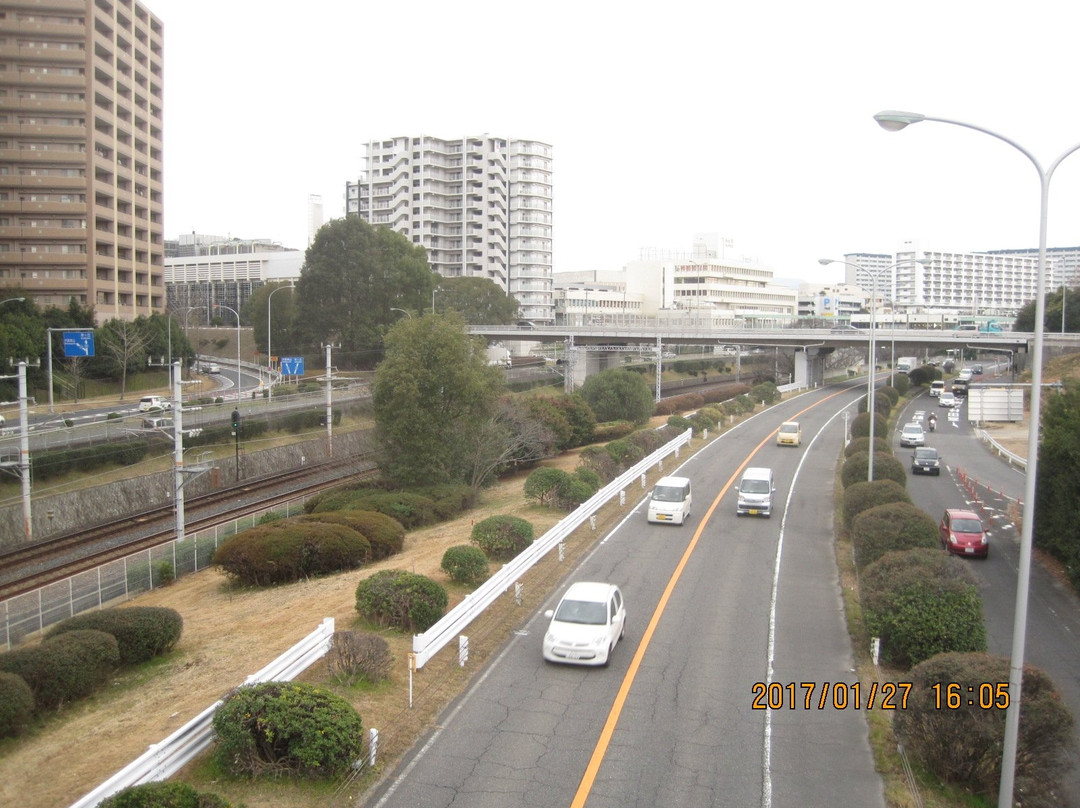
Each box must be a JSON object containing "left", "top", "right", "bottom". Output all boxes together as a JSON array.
[
  {"left": 819, "top": 257, "right": 926, "bottom": 481},
  {"left": 213, "top": 303, "right": 242, "bottom": 401},
  {"left": 266, "top": 283, "right": 294, "bottom": 402},
  {"left": 875, "top": 109, "right": 1080, "bottom": 808}
]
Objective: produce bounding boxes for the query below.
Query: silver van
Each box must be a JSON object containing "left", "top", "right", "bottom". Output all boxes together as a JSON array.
[
  {"left": 736, "top": 467, "right": 775, "bottom": 518},
  {"left": 647, "top": 476, "right": 692, "bottom": 525}
]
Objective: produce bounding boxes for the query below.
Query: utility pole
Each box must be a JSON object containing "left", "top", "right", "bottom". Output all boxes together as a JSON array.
[{"left": 231, "top": 408, "right": 241, "bottom": 480}]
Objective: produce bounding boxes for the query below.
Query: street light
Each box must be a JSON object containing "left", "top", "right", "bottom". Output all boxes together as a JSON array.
[
  {"left": 818, "top": 257, "right": 927, "bottom": 481},
  {"left": 390, "top": 307, "right": 412, "bottom": 318},
  {"left": 875, "top": 109, "right": 1080, "bottom": 808},
  {"left": 431, "top": 287, "right": 440, "bottom": 315},
  {"left": 1, "top": 297, "right": 25, "bottom": 307},
  {"left": 212, "top": 303, "right": 242, "bottom": 401},
  {"left": 266, "top": 283, "right": 295, "bottom": 402}
]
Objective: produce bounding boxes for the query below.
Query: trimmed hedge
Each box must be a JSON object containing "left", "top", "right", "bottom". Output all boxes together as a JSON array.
[
  {"left": 214, "top": 522, "right": 371, "bottom": 586},
  {"left": 311, "top": 489, "right": 438, "bottom": 530},
  {"left": 355, "top": 570, "right": 448, "bottom": 632},
  {"left": 212, "top": 681, "right": 364, "bottom": 778},
  {"left": 895, "top": 653, "right": 1073, "bottom": 804},
  {"left": 850, "top": 411, "right": 888, "bottom": 438},
  {"left": 471, "top": 515, "right": 535, "bottom": 561},
  {"left": 0, "top": 629, "right": 119, "bottom": 710},
  {"left": 44, "top": 606, "right": 183, "bottom": 666},
  {"left": 861, "top": 549, "right": 986, "bottom": 669},
  {"left": 843, "top": 479, "right": 911, "bottom": 529},
  {"left": 0, "top": 671, "right": 34, "bottom": 737},
  {"left": 302, "top": 510, "right": 403, "bottom": 560},
  {"left": 841, "top": 450, "right": 907, "bottom": 489},
  {"left": 851, "top": 502, "right": 939, "bottom": 570},
  {"left": 843, "top": 436, "right": 892, "bottom": 459},
  {"left": 440, "top": 545, "right": 490, "bottom": 586},
  {"left": 99, "top": 782, "right": 232, "bottom": 808}
]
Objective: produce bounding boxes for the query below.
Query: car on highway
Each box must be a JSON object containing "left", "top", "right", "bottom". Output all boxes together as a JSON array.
[
  {"left": 735, "top": 467, "right": 775, "bottom": 517},
  {"left": 899, "top": 422, "right": 926, "bottom": 447},
  {"left": 929, "top": 380, "right": 945, "bottom": 397},
  {"left": 776, "top": 421, "right": 802, "bottom": 447},
  {"left": 939, "top": 391, "right": 957, "bottom": 408},
  {"left": 646, "top": 476, "right": 692, "bottom": 525},
  {"left": 542, "top": 581, "right": 626, "bottom": 666},
  {"left": 138, "top": 396, "right": 172, "bottom": 413},
  {"left": 911, "top": 446, "right": 941, "bottom": 475},
  {"left": 940, "top": 508, "right": 989, "bottom": 558}
]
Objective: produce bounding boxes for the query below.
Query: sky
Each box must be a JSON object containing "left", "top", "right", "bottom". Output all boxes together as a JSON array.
[{"left": 143, "top": 0, "right": 1080, "bottom": 286}]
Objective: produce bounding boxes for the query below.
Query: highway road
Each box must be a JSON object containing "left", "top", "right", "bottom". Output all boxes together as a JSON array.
[
  {"left": 893, "top": 388, "right": 1080, "bottom": 804},
  {"left": 363, "top": 379, "right": 887, "bottom": 808}
]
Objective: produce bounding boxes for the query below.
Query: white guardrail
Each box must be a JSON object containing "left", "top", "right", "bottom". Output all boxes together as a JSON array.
[
  {"left": 68, "top": 617, "right": 335, "bottom": 808},
  {"left": 976, "top": 429, "right": 1027, "bottom": 470},
  {"left": 411, "top": 427, "right": 693, "bottom": 669}
]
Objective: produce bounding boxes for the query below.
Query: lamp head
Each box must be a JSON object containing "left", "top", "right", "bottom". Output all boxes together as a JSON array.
[
  {"left": 874, "top": 110, "right": 926, "bottom": 132},
  {"left": 818, "top": 258, "right": 835, "bottom": 266}
]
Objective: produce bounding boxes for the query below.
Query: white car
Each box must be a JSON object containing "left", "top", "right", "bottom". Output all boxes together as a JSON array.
[
  {"left": 939, "top": 391, "right": 958, "bottom": 408},
  {"left": 899, "top": 422, "right": 926, "bottom": 447},
  {"left": 138, "top": 396, "right": 172, "bottom": 412},
  {"left": 542, "top": 581, "right": 626, "bottom": 666}
]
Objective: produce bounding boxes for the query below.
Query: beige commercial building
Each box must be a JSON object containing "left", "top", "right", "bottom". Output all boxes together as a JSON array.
[{"left": 0, "top": 0, "right": 165, "bottom": 321}]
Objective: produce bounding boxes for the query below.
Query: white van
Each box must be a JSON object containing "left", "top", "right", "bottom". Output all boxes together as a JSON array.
[
  {"left": 736, "top": 467, "right": 775, "bottom": 518},
  {"left": 647, "top": 476, "right": 692, "bottom": 525},
  {"left": 929, "top": 380, "right": 945, "bottom": 397}
]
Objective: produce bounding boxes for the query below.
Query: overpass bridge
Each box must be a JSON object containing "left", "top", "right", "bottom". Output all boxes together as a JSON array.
[{"left": 468, "top": 322, "right": 1059, "bottom": 394}]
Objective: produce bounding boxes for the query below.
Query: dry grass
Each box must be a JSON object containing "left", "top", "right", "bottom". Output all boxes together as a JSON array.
[{"left": 0, "top": 429, "right": 688, "bottom": 808}]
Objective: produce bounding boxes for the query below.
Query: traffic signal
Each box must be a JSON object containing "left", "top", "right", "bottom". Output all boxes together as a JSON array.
[{"left": 231, "top": 409, "right": 240, "bottom": 430}]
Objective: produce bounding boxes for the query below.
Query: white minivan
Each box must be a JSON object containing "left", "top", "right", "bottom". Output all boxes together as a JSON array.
[
  {"left": 646, "top": 476, "right": 692, "bottom": 525},
  {"left": 736, "top": 467, "right": 775, "bottom": 518}
]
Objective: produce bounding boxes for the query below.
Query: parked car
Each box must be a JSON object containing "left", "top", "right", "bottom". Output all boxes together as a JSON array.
[
  {"left": 899, "top": 422, "right": 925, "bottom": 447},
  {"left": 776, "top": 421, "right": 802, "bottom": 447},
  {"left": 542, "top": 582, "right": 626, "bottom": 666},
  {"left": 911, "top": 446, "right": 941, "bottom": 475},
  {"left": 138, "top": 396, "right": 172, "bottom": 412},
  {"left": 940, "top": 508, "right": 989, "bottom": 558},
  {"left": 939, "top": 391, "right": 957, "bottom": 408}
]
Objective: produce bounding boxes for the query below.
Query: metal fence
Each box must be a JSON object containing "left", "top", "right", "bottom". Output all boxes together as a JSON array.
[{"left": 0, "top": 495, "right": 313, "bottom": 650}]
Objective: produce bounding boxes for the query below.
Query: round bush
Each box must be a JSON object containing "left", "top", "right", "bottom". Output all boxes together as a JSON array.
[
  {"left": 876, "top": 385, "right": 900, "bottom": 406},
  {"left": 99, "top": 781, "right": 231, "bottom": 808},
  {"left": 304, "top": 509, "right": 404, "bottom": 560},
  {"left": 843, "top": 436, "right": 892, "bottom": 459},
  {"left": 573, "top": 466, "right": 602, "bottom": 491},
  {"left": 470, "top": 515, "right": 535, "bottom": 561},
  {"left": 895, "top": 653, "right": 1073, "bottom": 804},
  {"left": 355, "top": 569, "right": 449, "bottom": 632},
  {"left": 851, "top": 502, "right": 939, "bottom": 570},
  {"left": 841, "top": 450, "right": 906, "bottom": 489},
  {"left": 523, "top": 467, "right": 572, "bottom": 506},
  {"left": 0, "top": 671, "right": 35, "bottom": 737},
  {"left": 45, "top": 606, "right": 183, "bottom": 666},
  {"left": 212, "top": 681, "right": 364, "bottom": 778},
  {"left": 441, "top": 545, "right": 490, "bottom": 586},
  {"left": 842, "top": 479, "right": 910, "bottom": 529},
  {"left": 0, "top": 630, "right": 120, "bottom": 710},
  {"left": 850, "top": 411, "right": 888, "bottom": 439},
  {"left": 861, "top": 550, "right": 986, "bottom": 669},
  {"left": 314, "top": 490, "right": 437, "bottom": 530},
  {"left": 213, "top": 522, "right": 370, "bottom": 585},
  {"left": 326, "top": 630, "right": 392, "bottom": 685}
]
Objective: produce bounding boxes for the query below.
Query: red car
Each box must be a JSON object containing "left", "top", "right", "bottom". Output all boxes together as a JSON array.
[{"left": 940, "top": 508, "right": 990, "bottom": 558}]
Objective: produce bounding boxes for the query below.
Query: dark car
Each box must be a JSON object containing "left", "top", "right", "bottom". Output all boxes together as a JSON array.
[
  {"left": 911, "top": 447, "right": 941, "bottom": 475},
  {"left": 940, "top": 508, "right": 989, "bottom": 558}
]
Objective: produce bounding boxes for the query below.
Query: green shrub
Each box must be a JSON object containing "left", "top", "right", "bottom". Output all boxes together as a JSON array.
[
  {"left": 319, "top": 490, "right": 438, "bottom": 530},
  {"left": 687, "top": 410, "right": 717, "bottom": 435},
  {"left": 851, "top": 502, "right": 939, "bottom": 569},
  {"left": 523, "top": 467, "right": 571, "bottom": 506},
  {"left": 325, "top": 631, "right": 392, "bottom": 685},
  {"left": 876, "top": 385, "right": 900, "bottom": 406},
  {"left": 843, "top": 436, "right": 892, "bottom": 458},
  {"left": 413, "top": 483, "right": 477, "bottom": 520},
  {"left": 45, "top": 606, "right": 183, "bottom": 666},
  {"left": 0, "top": 630, "right": 120, "bottom": 710},
  {"left": 440, "top": 545, "right": 490, "bottom": 586},
  {"left": 302, "top": 509, "right": 403, "bottom": 560},
  {"left": 748, "top": 381, "right": 780, "bottom": 404},
  {"left": 577, "top": 445, "right": 619, "bottom": 483},
  {"left": 152, "top": 560, "right": 175, "bottom": 587},
  {"left": 666, "top": 414, "right": 693, "bottom": 433},
  {"left": 892, "top": 372, "right": 911, "bottom": 395},
  {"left": 841, "top": 450, "right": 906, "bottom": 489},
  {"left": 560, "top": 478, "right": 595, "bottom": 509},
  {"left": 861, "top": 550, "right": 986, "bottom": 669},
  {"left": 0, "top": 671, "right": 34, "bottom": 736},
  {"left": 573, "top": 466, "right": 602, "bottom": 491},
  {"left": 894, "top": 653, "right": 1073, "bottom": 804},
  {"left": 99, "top": 782, "right": 232, "bottom": 808},
  {"left": 354, "top": 570, "right": 448, "bottom": 632},
  {"left": 906, "top": 365, "right": 939, "bottom": 387},
  {"left": 212, "top": 681, "right": 364, "bottom": 777},
  {"left": 605, "top": 438, "right": 644, "bottom": 469},
  {"left": 591, "top": 420, "right": 636, "bottom": 442},
  {"left": 842, "top": 479, "right": 911, "bottom": 529},
  {"left": 214, "top": 522, "right": 371, "bottom": 586},
  {"left": 470, "top": 515, "right": 535, "bottom": 561}
]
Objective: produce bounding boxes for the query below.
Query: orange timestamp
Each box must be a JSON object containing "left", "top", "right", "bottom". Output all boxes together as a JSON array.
[
  {"left": 930, "top": 682, "right": 1010, "bottom": 710},
  {"left": 750, "top": 681, "right": 912, "bottom": 711}
]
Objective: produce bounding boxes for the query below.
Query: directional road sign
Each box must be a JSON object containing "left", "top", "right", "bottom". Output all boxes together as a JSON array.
[
  {"left": 280, "top": 356, "right": 305, "bottom": 377},
  {"left": 62, "top": 330, "right": 95, "bottom": 357}
]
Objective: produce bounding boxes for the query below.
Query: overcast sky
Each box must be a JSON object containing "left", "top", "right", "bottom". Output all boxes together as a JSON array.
[{"left": 144, "top": 0, "right": 1080, "bottom": 286}]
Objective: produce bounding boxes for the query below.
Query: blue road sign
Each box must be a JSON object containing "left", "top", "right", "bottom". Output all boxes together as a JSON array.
[
  {"left": 280, "top": 356, "right": 304, "bottom": 377},
  {"left": 62, "top": 331, "right": 95, "bottom": 357}
]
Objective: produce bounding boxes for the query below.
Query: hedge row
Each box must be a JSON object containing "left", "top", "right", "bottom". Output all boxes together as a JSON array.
[
  {"left": 32, "top": 439, "right": 149, "bottom": 481},
  {"left": 44, "top": 606, "right": 183, "bottom": 665},
  {"left": 213, "top": 521, "right": 372, "bottom": 586},
  {"left": 0, "top": 629, "right": 119, "bottom": 712}
]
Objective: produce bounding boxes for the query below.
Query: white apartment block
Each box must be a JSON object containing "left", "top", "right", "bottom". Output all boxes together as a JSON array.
[
  {"left": 0, "top": 0, "right": 165, "bottom": 321},
  {"left": 841, "top": 253, "right": 897, "bottom": 301},
  {"left": 345, "top": 135, "right": 553, "bottom": 323}
]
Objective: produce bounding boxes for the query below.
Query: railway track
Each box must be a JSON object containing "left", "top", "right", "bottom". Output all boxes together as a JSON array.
[{"left": 0, "top": 455, "right": 377, "bottom": 602}]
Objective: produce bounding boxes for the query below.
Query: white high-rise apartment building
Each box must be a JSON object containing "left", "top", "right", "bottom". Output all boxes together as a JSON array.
[{"left": 346, "top": 135, "right": 553, "bottom": 322}]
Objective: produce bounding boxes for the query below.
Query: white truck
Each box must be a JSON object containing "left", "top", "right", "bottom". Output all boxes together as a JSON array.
[{"left": 895, "top": 356, "right": 919, "bottom": 374}]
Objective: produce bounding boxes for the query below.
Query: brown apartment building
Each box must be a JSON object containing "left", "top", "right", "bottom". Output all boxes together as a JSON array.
[{"left": 0, "top": 0, "right": 164, "bottom": 322}]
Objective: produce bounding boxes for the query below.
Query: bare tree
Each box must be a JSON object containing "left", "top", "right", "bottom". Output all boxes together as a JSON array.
[
  {"left": 458, "top": 399, "right": 558, "bottom": 492},
  {"left": 99, "top": 319, "right": 152, "bottom": 401}
]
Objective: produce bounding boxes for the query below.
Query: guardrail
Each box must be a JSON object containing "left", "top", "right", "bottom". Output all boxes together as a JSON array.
[
  {"left": 975, "top": 429, "right": 1027, "bottom": 470},
  {"left": 67, "top": 617, "right": 335, "bottom": 808},
  {"left": 411, "top": 427, "right": 693, "bottom": 669}
]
